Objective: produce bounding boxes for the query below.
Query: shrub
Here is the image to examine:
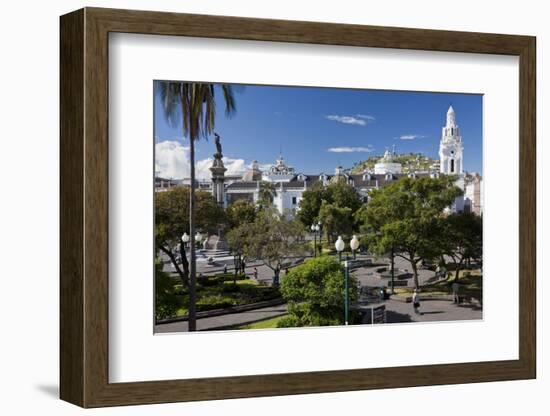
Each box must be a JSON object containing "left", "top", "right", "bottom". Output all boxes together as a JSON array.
[
  {"left": 196, "top": 294, "right": 234, "bottom": 311},
  {"left": 155, "top": 258, "right": 182, "bottom": 320},
  {"left": 280, "top": 256, "right": 358, "bottom": 326}
]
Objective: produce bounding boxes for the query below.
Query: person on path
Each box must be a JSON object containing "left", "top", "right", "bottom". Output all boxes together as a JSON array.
[
  {"left": 253, "top": 267, "right": 258, "bottom": 280},
  {"left": 452, "top": 281, "right": 460, "bottom": 304},
  {"left": 412, "top": 288, "right": 422, "bottom": 315},
  {"left": 223, "top": 264, "right": 228, "bottom": 274}
]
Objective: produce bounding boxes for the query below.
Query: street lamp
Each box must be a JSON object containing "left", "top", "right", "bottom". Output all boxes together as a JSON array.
[
  {"left": 195, "top": 231, "right": 203, "bottom": 249},
  {"left": 181, "top": 232, "right": 190, "bottom": 248},
  {"left": 335, "top": 236, "right": 345, "bottom": 262},
  {"left": 335, "top": 236, "right": 350, "bottom": 325},
  {"left": 311, "top": 223, "right": 320, "bottom": 257},
  {"left": 350, "top": 235, "right": 360, "bottom": 260},
  {"left": 343, "top": 260, "right": 350, "bottom": 325},
  {"left": 390, "top": 246, "right": 396, "bottom": 295}
]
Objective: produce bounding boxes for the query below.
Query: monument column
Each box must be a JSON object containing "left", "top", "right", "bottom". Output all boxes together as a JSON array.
[{"left": 210, "top": 133, "right": 227, "bottom": 208}]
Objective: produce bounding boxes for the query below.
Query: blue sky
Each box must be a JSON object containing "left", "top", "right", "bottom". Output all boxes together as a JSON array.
[{"left": 154, "top": 83, "right": 482, "bottom": 179}]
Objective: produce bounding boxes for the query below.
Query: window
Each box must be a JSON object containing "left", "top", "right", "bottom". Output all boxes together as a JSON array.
[
  {"left": 292, "top": 197, "right": 297, "bottom": 205},
  {"left": 450, "top": 159, "right": 455, "bottom": 173}
]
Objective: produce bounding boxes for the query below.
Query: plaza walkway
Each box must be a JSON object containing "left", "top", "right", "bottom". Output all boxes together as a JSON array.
[
  {"left": 362, "top": 298, "right": 482, "bottom": 324},
  {"left": 155, "top": 303, "right": 288, "bottom": 333}
]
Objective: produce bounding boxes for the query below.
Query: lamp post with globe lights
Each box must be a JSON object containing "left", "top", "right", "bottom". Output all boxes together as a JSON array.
[
  {"left": 335, "top": 235, "right": 345, "bottom": 262},
  {"left": 311, "top": 222, "right": 321, "bottom": 257},
  {"left": 350, "top": 235, "right": 360, "bottom": 260},
  {"left": 181, "top": 232, "right": 190, "bottom": 248},
  {"left": 195, "top": 231, "right": 203, "bottom": 250},
  {"left": 335, "top": 236, "right": 349, "bottom": 325},
  {"left": 180, "top": 232, "right": 190, "bottom": 266}
]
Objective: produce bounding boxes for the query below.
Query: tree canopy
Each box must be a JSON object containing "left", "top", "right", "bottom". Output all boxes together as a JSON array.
[
  {"left": 155, "top": 186, "right": 225, "bottom": 286},
  {"left": 258, "top": 181, "right": 277, "bottom": 208},
  {"left": 359, "top": 176, "right": 463, "bottom": 288},
  {"left": 441, "top": 212, "right": 483, "bottom": 280},
  {"left": 155, "top": 186, "right": 226, "bottom": 245},
  {"left": 297, "top": 180, "right": 363, "bottom": 238},
  {"left": 279, "top": 256, "right": 358, "bottom": 327},
  {"left": 225, "top": 199, "right": 257, "bottom": 229},
  {"left": 227, "top": 208, "right": 305, "bottom": 285}
]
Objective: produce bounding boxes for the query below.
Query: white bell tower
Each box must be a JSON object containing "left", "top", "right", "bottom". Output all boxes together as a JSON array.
[{"left": 439, "top": 105, "right": 464, "bottom": 175}]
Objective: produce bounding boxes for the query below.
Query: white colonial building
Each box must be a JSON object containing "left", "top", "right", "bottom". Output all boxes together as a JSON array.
[
  {"left": 157, "top": 106, "right": 483, "bottom": 216},
  {"left": 374, "top": 146, "right": 402, "bottom": 175}
]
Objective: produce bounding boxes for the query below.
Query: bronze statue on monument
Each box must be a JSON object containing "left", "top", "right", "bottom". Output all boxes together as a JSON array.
[{"left": 214, "top": 132, "right": 223, "bottom": 159}]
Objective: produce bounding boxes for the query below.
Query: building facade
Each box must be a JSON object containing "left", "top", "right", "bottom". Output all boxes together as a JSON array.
[{"left": 156, "top": 106, "right": 483, "bottom": 216}]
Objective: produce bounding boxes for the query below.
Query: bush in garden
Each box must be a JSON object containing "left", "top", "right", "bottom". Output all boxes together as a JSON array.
[{"left": 279, "top": 256, "right": 358, "bottom": 327}]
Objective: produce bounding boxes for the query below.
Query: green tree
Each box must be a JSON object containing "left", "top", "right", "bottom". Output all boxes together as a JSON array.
[
  {"left": 226, "top": 224, "right": 250, "bottom": 281},
  {"left": 361, "top": 176, "right": 463, "bottom": 289},
  {"left": 279, "top": 256, "right": 358, "bottom": 326},
  {"left": 157, "top": 81, "right": 236, "bottom": 331},
  {"left": 318, "top": 202, "right": 353, "bottom": 243},
  {"left": 155, "top": 258, "right": 181, "bottom": 321},
  {"left": 327, "top": 180, "right": 363, "bottom": 213},
  {"left": 297, "top": 181, "right": 362, "bottom": 238},
  {"left": 441, "top": 213, "right": 483, "bottom": 281},
  {"left": 238, "top": 208, "right": 305, "bottom": 286},
  {"left": 226, "top": 199, "right": 257, "bottom": 229},
  {"left": 258, "top": 181, "right": 277, "bottom": 209},
  {"left": 296, "top": 182, "right": 325, "bottom": 227},
  {"left": 155, "top": 187, "right": 225, "bottom": 288}
]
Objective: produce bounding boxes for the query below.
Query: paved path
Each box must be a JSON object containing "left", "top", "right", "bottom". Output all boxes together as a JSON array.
[
  {"left": 361, "top": 298, "right": 482, "bottom": 324},
  {"left": 155, "top": 304, "right": 288, "bottom": 333}
]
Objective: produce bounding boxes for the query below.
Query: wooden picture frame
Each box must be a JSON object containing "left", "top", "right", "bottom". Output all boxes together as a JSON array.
[{"left": 60, "top": 7, "right": 536, "bottom": 408}]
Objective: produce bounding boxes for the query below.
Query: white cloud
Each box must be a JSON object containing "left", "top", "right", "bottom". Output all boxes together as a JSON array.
[
  {"left": 399, "top": 134, "right": 427, "bottom": 140},
  {"left": 155, "top": 140, "right": 248, "bottom": 180},
  {"left": 325, "top": 114, "right": 375, "bottom": 126},
  {"left": 155, "top": 140, "right": 189, "bottom": 179},
  {"left": 356, "top": 114, "right": 376, "bottom": 122},
  {"left": 327, "top": 146, "right": 374, "bottom": 153}
]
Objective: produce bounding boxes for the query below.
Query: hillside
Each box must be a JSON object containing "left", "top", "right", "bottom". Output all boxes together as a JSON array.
[{"left": 349, "top": 152, "right": 437, "bottom": 174}]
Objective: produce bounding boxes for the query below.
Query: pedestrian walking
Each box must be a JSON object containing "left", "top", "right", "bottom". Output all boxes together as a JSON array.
[
  {"left": 452, "top": 281, "right": 460, "bottom": 304},
  {"left": 253, "top": 267, "right": 258, "bottom": 280},
  {"left": 412, "top": 288, "right": 422, "bottom": 315},
  {"left": 223, "top": 264, "right": 228, "bottom": 274}
]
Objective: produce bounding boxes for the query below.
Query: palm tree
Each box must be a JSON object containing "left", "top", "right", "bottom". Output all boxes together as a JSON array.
[
  {"left": 258, "top": 181, "right": 277, "bottom": 208},
  {"left": 157, "top": 82, "right": 236, "bottom": 331}
]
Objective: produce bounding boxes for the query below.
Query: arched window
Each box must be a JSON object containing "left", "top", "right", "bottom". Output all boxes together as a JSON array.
[{"left": 450, "top": 159, "right": 455, "bottom": 173}]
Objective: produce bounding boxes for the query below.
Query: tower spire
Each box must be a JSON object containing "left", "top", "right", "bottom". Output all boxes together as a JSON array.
[
  {"left": 446, "top": 104, "right": 456, "bottom": 128},
  {"left": 439, "top": 106, "right": 463, "bottom": 175}
]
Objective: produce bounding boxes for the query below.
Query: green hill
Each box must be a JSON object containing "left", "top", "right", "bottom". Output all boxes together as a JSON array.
[{"left": 350, "top": 153, "right": 437, "bottom": 174}]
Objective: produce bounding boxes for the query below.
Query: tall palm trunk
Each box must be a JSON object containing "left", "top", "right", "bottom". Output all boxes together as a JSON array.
[{"left": 187, "top": 122, "right": 197, "bottom": 331}]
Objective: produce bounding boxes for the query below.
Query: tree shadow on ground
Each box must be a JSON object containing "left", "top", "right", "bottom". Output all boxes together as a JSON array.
[
  {"left": 458, "top": 303, "right": 483, "bottom": 311},
  {"left": 385, "top": 310, "right": 414, "bottom": 323}
]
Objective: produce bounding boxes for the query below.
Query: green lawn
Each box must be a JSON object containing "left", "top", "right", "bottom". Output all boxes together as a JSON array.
[
  {"left": 393, "top": 270, "right": 482, "bottom": 302},
  {"left": 235, "top": 315, "right": 288, "bottom": 330},
  {"left": 172, "top": 275, "right": 281, "bottom": 317}
]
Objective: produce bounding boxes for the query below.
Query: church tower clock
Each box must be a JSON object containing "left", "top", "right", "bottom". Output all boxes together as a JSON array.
[{"left": 439, "top": 105, "right": 464, "bottom": 175}]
